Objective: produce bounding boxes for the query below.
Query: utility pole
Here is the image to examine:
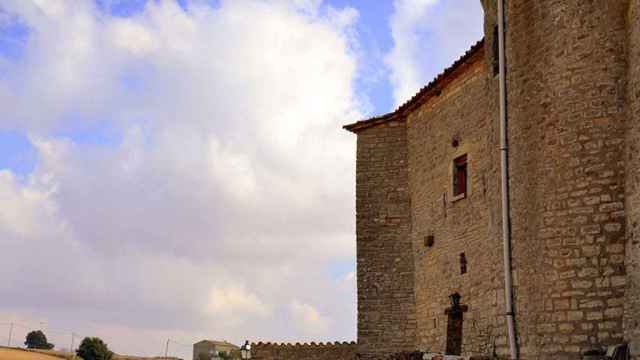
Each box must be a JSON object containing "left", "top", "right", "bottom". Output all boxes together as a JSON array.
[
  {"left": 7, "top": 322, "right": 13, "bottom": 347},
  {"left": 164, "top": 339, "right": 170, "bottom": 358},
  {"left": 70, "top": 332, "right": 76, "bottom": 353}
]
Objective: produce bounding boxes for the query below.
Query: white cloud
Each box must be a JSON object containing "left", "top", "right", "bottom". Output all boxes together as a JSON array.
[
  {"left": 207, "top": 286, "right": 271, "bottom": 320},
  {"left": 385, "top": 0, "right": 484, "bottom": 106},
  {"left": 0, "top": 0, "right": 360, "bottom": 357},
  {"left": 290, "top": 301, "right": 330, "bottom": 337},
  {"left": 32, "top": 0, "right": 66, "bottom": 18},
  {"left": 0, "top": 170, "right": 59, "bottom": 238},
  {"left": 208, "top": 137, "right": 258, "bottom": 203},
  {"left": 107, "top": 19, "right": 159, "bottom": 56}
]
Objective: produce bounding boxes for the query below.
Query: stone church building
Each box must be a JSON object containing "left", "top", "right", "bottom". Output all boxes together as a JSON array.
[
  {"left": 344, "top": 0, "right": 640, "bottom": 359},
  {"left": 251, "top": 1, "right": 640, "bottom": 360}
]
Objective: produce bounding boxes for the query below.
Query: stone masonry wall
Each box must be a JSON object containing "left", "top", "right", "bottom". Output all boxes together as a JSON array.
[
  {"left": 505, "top": 1, "right": 629, "bottom": 359},
  {"left": 348, "top": 2, "right": 637, "bottom": 359},
  {"left": 625, "top": 0, "right": 640, "bottom": 357},
  {"left": 355, "top": 120, "right": 417, "bottom": 359},
  {"left": 405, "top": 53, "right": 506, "bottom": 357},
  {"left": 250, "top": 342, "right": 357, "bottom": 360}
]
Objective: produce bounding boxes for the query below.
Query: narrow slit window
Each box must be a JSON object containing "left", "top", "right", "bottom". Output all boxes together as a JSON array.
[
  {"left": 460, "top": 253, "right": 468, "bottom": 274},
  {"left": 453, "top": 154, "right": 468, "bottom": 197}
]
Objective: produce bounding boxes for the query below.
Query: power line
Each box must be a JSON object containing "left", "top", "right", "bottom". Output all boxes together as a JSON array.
[
  {"left": 0, "top": 320, "right": 81, "bottom": 335},
  {"left": 0, "top": 321, "right": 29, "bottom": 329},
  {"left": 0, "top": 319, "right": 86, "bottom": 351},
  {"left": 163, "top": 338, "right": 195, "bottom": 359},
  {"left": 169, "top": 339, "right": 192, "bottom": 348}
]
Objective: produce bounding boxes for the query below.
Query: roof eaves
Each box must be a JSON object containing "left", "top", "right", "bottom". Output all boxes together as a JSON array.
[
  {"left": 343, "top": 38, "right": 485, "bottom": 133},
  {"left": 342, "top": 112, "right": 401, "bottom": 132}
]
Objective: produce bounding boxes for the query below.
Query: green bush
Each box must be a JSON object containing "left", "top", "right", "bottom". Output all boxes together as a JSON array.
[
  {"left": 24, "top": 330, "right": 54, "bottom": 350},
  {"left": 77, "top": 337, "right": 114, "bottom": 360}
]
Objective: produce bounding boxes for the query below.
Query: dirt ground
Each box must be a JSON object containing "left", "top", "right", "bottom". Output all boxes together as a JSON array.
[
  {"left": 0, "top": 347, "right": 64, "bottom": 360},
  {"left": 0, "top": 347, "right": 180, "bottom": 360}
]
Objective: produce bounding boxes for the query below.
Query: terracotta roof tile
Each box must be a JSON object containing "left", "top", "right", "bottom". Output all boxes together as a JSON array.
[{"left": 344, "top": 38, "right": 485, "bottom": 133}]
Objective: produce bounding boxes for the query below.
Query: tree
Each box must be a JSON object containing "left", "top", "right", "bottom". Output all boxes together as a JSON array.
[
  {"left": 24, "top": 330, "right": 54, "bottom": 350},
  {"left": 77, "top": 337, "right": 114, "bottom": 360}
]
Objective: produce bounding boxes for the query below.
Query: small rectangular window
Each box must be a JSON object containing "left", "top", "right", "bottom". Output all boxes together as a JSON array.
[
  {"left": 460, "top": 253, "right": 468, "bottom": 274},
  {"left": 453, "top": 154, "right": 468, "bottom": 197}
]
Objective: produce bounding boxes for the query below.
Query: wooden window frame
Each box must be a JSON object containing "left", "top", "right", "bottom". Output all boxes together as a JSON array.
[{"left": 452, "top": 154, "right": 468, "bottom": 201}]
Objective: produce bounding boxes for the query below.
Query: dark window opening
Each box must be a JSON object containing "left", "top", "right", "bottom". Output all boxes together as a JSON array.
[
  {"left": 493, "top": 25, "right": 500, "bottom": 75},
  {"left": 453, "top": 154, "right": 468, "bottom": 197},
  {"left": 460, "top": 253, "right": 468, "bottom": 274},
  {"left": 425, "top": 234, "right": 435, "bottom": 248},
  {"left": 445, "top": 293, "right": 466, "bottom": 356}
]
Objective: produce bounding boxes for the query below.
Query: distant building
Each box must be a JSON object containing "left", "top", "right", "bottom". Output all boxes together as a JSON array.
[{"left": 192, "top": 340, "right": 239, "bottom": 360}]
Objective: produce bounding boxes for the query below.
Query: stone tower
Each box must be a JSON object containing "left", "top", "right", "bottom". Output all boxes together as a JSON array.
[
  {"left": 352, "top": 116, "right": 417, "bottom": 359},
  {"left": 498, "top": 1, "right": 632, "bottom": 358}
]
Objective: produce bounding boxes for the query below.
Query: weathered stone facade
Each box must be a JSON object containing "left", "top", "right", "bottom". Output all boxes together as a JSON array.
[
  {"left": 625, "top": 0, "right": 640, "bottom": 356},
  {"left": 505, "top": 1, "right": 629, "bottom": 359},
  {"left": 250, "top": 342, "right": 357, "bottom": 360},
  {"left": 344, "top": 1, "right": 640, "bottom": 359},
  {"left": 405, "top": 48, "right": 504, "bottom": 356},
  {"left": 354, "top": 120, "right": 417, "bottom": 359}
]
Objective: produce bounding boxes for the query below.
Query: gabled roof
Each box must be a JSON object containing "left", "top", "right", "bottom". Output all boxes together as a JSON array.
[
  {"left": 194, "top": 340, "right": 239, "bottom": 348},
  {"left": 343, "top": 39, "right": 485, "bottom": 133}
]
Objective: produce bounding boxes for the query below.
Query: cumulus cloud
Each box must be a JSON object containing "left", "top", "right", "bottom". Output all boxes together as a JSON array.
[
  {"left": 0, "top": 170, "right": 56, "bottom": 238},
  {"left": 0, "top": 0, "right": 360, "bottom": 358},
  {"left": 385, "top": 0, "right": 484, "bottom": 105},
  {"left": 290, "top": 301, "right": 330, "bottom": 337},
  {"left": 207, "top": 286, "right": 272, "bottom": 320},
  {"left": 107, "top": 19, "right": 159, "bottom": 56}
]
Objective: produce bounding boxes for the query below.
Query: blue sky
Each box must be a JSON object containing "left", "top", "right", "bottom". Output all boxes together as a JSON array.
[{"left": 0, "top": 1, "right": 483, "bottom": 358}]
